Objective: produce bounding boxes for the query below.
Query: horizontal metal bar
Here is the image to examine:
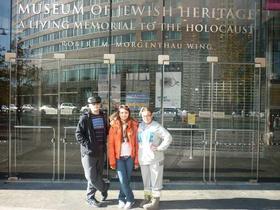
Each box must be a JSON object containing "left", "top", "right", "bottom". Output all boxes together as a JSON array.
[
  {"left": 14, "top": 126, "right": 53, "bottom": 129},
  {"left": 215, "top": 129, "right": 256, "bottom": 132},
  {"left": 167, "top": 128, "right": 206, "bottom": 132},
  {"left": 14, "top": 125, "right": 56, "bottom": 141},
  {"left": 216, "top": 143, "right": 253, "bottom": 146},
  {"left": 217, "top": 62, "right": 255, "bottom": 65},
  {"left": 64, "top": 126, "right": 76, "bottom": 129},
  {"left": 11, "top": 58, "right": 104, "bottom": 62}
]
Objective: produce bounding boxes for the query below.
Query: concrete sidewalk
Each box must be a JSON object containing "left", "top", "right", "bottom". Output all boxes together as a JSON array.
[{"left": 0, "top": 181, "right": 280, "bottom": 210}]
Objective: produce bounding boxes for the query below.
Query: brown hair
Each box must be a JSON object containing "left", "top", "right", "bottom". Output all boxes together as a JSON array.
[
  {"left": 117, "top": 105, "right": 131, "bottom": 121},
  {"left": 139, "top": 106, "right": 154, "bottom": 115},
  {"left": 117, "top": 105, "right": 132, "bottom": 142},
  {"left": 109, "top": 112, "right": 118, "bottom": 123}
]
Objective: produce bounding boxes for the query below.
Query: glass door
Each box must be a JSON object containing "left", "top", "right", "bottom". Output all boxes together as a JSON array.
[
  {"left": 211, "top": 62, "right": 263, "bottom": 181},
  {"left": 9, "top": 58, "right": 58, "bottom": 180},
  {"left": 8, "top": 58, "right": 110, "bottom": 181},
  {"left": 6, "top": 57, "right": 265, "bottom": 182},
  {"left": 160, "top": 60, "right": 211, "bottom": 181},
  {"left": 0, "top": 60, "right": 10, "bottom": 179},
  {"left": 58, "top": 58, "right": 109, "bottom": 180},
  {"left": 162, "top": 61, "right": 263, "bottom": 182}
]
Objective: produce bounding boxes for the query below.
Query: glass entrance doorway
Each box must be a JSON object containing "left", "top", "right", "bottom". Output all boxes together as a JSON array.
[
  {"left": 6, "top": 58, "right": 109, "bottom": 180},
  {"left": 3, "top": 57, "right": 266, "bottom": 182}
]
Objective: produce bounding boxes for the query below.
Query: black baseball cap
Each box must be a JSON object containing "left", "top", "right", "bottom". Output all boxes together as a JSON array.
[{"left": 87, "top": 96, "right": 101, "bottom": 104}]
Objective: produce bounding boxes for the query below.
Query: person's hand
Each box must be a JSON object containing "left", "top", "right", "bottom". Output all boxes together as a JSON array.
[
  {"left": 134, "top": 165, "right": 139, "bottom": 170},
  {"left": 150, "top": 144, "right": 157, "bottom": 152},
  {"left": 110, "top": 166, "right": 116, "bottom": 170}
]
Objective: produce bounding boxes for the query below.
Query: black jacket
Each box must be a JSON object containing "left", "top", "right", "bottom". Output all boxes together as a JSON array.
[{"left": 75, "top": 111, "right": 108, "bottom": 157}]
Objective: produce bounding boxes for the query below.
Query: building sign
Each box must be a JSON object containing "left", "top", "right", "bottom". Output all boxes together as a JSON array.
[
  {"left": 17, "top": 3, "right": 255, "bottom": 34},
  {"left": 188, "top": 113, "right": 196, "bottom": 125},
  {"left": 14, "top": 0, "right": 256, "bottom": 52},
  {"left": 126, "top": 93, "right": 149, "bottom": 111},
  {"left": 156, "top": 72, "right": 181, "bottom": 108}
]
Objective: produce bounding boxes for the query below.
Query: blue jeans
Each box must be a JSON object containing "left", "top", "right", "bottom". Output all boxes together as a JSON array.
[{"left": 116, "top": 156, "right": 134, "bottom": 203}]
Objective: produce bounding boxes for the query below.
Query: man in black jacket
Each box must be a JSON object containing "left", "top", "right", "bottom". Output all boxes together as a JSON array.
[{"left": 75, "top": 96, "right": 109, "bottom": 207}]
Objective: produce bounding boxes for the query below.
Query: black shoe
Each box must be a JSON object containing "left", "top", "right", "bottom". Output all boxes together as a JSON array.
[
  {"left": 101, "top": 191, "right": 108, "bottom": 201},
  {"left": 87, "top": 197, "right": 102, "bottom": 207},
  {"left": 101, "top": 182, "right": 110, "bottom": 201}
]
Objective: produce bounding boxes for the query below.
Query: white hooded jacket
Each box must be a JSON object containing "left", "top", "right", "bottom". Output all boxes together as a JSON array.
[{"left": 137, "top": 121, "right": 172, "bottom": 165}]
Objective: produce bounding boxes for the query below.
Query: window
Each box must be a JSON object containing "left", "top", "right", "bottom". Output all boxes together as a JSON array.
[
  {"left": 67, "top": 70, "right": 78, "bottom": 82},
  {"left": 80, "top": 68, "right": 92, "bottom": 81},
  {"left": 67, "top": 29, "right": 74, "bottom": 37},
  {"left": 54, "top": 44, "right": 60, "bottom": 52},
  {"left": 165, "top": 31, "right": 182, "bottom": 40},
  {"left": 141, "top": 31, "right": 157, "bottom": 41},
  {"left": 43, "top": 34, "right": 50, "bottom": 42},
  {"left": 84, "top": 0, "right": 91, "bottom": 6},
  {"left": 54, "top": 32, "right": 60, "bottom": 40},
  {"left": 84, "top": 11, "right": 91, "bottom": 20}
]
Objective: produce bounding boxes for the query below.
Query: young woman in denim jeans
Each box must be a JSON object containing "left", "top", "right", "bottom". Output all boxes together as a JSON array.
[{"left": 108, "top": 105, "right": 139, "bottom": 209}]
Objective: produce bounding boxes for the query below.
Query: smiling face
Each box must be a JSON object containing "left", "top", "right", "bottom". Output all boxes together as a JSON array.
[
  {"left": 119, "top": 107, "right": 130, "bottom": 122},
  {"left": 141, "top": 110, "right": 153, "bottom": 124}
]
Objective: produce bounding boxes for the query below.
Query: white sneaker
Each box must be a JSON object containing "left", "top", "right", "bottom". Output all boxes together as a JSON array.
[
  {"left": 118, "top": 200, "right": 125, "bottom": 209},
  {"left": 124, "top": 201, "right": 135, "bottom": 210}
]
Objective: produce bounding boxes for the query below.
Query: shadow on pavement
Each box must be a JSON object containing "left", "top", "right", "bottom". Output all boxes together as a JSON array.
[
  {"left": 160, "top": 198, "right": 280, "bottom": 209},
  {"left": 2, "top": 181, "right": 280, "bottom": 191}
]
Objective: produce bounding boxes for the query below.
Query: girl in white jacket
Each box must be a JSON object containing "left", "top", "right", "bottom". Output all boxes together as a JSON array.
[{"left": 138, "top": 107, "right": 172, "bottom": 210}]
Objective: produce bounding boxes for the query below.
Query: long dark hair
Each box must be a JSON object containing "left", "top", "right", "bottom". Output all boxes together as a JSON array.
[{"left": 117, "top": 105, "right": 132, "bottom": 142}]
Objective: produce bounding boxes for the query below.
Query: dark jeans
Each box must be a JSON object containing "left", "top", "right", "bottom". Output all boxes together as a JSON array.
[
  {"left": 117, "top": 156, "right": 134, "bottom": 203},
  {"left": 82, "top": 154, "right": 106, "bottom": 200}
]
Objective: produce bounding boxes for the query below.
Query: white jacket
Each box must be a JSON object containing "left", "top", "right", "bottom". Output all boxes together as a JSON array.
[{"left": 137, "top": 121, "right": 172, "bottom": 165}]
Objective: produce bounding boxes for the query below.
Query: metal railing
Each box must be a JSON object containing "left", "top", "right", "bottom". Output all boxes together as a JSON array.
[
  {"left": 62, "top": 126, "right": 77, "bottom": 180},
  {"left": 167, "top": 128, "right": 207, "bottom": 182},
  {"left": 62, "top": 126, "right": 110, "bottom": 180},
  {"left": 213, "top": 129, "right": 257, "bottom": 182},
  {"left": 14, "top": 126, "right": 56, "bottom": 180}
]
